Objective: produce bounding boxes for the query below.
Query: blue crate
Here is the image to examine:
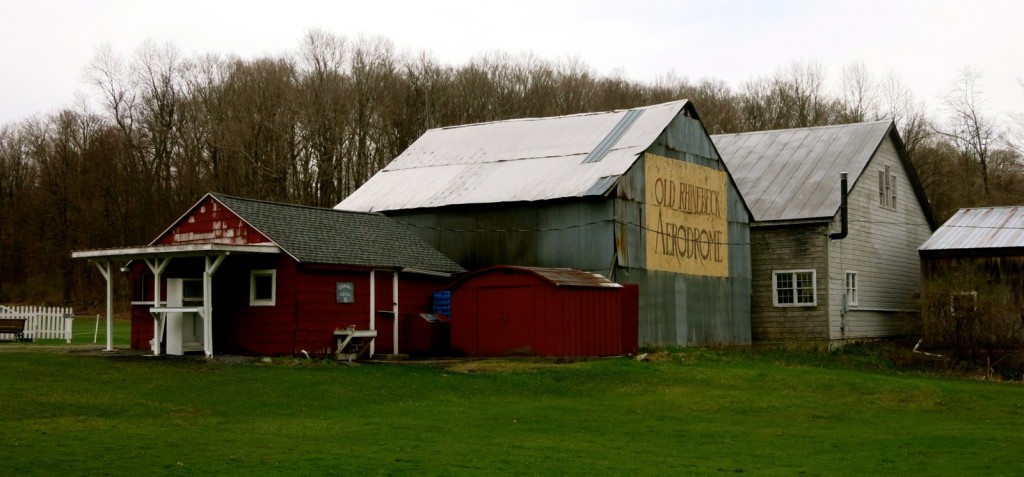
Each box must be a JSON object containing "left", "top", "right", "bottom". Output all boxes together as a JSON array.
[{"left": 432, "top": 291, "right": 451, "bottom": 316}]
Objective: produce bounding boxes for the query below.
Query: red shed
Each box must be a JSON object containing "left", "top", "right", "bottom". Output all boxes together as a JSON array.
[
  {"left": 449, "top": 266, "right": 638, "bottom": 357},
  {"left": 73, "top": 193, "right": 464, "bottom": 358}
]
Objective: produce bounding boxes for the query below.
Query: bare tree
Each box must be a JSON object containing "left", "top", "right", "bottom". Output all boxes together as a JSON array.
[
  {"left": 938, "top": 68, "right": 998, "bottom": 200},
  {"left": 839, "top": 61, "right": 878, "bottom": 122},
  {"left": 879, "top": 72, "right": 932, "bottom": 159}
]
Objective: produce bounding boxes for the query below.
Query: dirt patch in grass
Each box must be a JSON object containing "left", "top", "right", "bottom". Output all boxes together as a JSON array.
[{"left": 443, "top": 357, "right": 590, "bottom": 374}]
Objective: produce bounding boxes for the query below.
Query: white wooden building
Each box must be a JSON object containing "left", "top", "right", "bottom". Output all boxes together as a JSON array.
[{"left": 713, "top": 121, "right": 935, "bottom": 344}]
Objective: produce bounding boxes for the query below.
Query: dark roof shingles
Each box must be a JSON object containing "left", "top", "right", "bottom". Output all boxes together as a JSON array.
[{"left": 211, "top": 193, "right": 463, "bottom": 273}]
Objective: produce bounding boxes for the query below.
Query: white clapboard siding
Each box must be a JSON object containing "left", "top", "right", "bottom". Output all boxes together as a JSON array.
[
  {"left": 0, "top": 306, "right": 74, "bottom": 342},
  {"left": 826, "top": 137, "right": 933, "bottom": 339}
]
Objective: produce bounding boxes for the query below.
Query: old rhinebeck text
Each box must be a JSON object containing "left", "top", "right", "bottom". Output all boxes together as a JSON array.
[{"left": 652, "top": 177, "right": 724, "bottom": 264}]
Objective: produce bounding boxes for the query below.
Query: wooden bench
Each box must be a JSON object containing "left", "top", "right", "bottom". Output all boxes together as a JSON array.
[
  {"left": 334, "top": 327, "right": 377, "bottom": 361},
  {"left": 0, "top": 318, "right": 28, "bottom": 342}
]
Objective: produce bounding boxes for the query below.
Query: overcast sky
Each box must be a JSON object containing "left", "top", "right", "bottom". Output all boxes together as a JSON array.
[{"left": 2, "top": 0, "right": 1022, "bottom": 129}]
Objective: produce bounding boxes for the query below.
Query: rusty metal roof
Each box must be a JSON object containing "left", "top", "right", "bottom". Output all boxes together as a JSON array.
[
  {"left": 919, "top": 206, "right": 1024, "bottom": 252},
  {"left": 516, "top": 267, "right": 623, "bottom": 288},
  {"left": 337, "top": 101, "right": 692, "bottom": 212},
  {"left": 449, "top": 265, "right": 623, "bottom": 289},
  {"left": 712, "top": 121, "right": 893, "bottom": 222}
]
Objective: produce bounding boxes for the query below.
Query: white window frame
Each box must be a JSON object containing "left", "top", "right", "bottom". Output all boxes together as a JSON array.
[
  {"left": 845, "top": 271, "right": 858, "bottom": 307},
  {"left": 250, "top": 269, "right": 277, "bottom": 306},
  {"left": 950, "top": 291, "right": 977, "bottom": 317},
  {"left": 890, "top": 172, "right": 897, "bottom": 209},
  {"left": 878, "top": 170, "right": 886, "bottom": 206},
  {"left": 772, "top": 269, "right": 817, "bottom": 307},
  {"left": 182, "top": 278, "right": 205, "bottom": 306}
]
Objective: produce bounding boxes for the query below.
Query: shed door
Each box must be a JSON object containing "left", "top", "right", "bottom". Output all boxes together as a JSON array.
[{"left": 477, "top": 286, "right": 534, "bottom": 355}]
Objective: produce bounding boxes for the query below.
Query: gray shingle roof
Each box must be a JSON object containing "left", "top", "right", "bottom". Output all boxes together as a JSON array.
[{"left": 209, "top": 193, "right": 464, "bottom": 273}]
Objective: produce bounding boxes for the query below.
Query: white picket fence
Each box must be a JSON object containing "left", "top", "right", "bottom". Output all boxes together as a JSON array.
[{"left": 0, "top": 305, "right": 74, "bottom": 343}]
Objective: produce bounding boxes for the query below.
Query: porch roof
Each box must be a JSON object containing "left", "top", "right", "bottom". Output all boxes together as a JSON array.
[{"left": 71, "top": 243, "right": 281, "bottom": 261}]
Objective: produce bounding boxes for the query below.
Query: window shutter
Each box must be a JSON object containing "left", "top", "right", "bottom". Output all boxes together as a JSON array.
[
  {"left": 878, "top": 171, "right": 885, "bottom": 206},
  {"left": 891, "top": 174, "right": 897, "bottom": 209}
]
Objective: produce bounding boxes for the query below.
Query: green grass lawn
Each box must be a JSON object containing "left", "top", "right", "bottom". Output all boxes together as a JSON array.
[
  {"left": 6, "top": 314, "right": 132, "bottom": 347},
  {"left": 0, "top": 348, "right": 1022, "bottom": 476}
]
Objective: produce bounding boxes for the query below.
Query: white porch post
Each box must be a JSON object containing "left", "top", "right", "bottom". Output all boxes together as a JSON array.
[
  {"left": 203, "top": 254, "right": 227, "bottom": 358},
  {"left": 392, "top": 271, "right": 399, "bottom": 355},
  {"left": 93, "top": 260, "right": 114, "bottom": 352},
  {"left": 369, "top": 270, "right": 376, "bottom": 357},
  {"left": 145, "top": 258, "right": 170, "bottom": 356}
]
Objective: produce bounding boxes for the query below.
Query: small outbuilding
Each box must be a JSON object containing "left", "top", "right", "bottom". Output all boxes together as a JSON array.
[
  {"left": 918, "top": 206, "right": 1024, "bottom": 348},
  {"left": 448, "top": 266, "right": 639, "bottom": 357},
  {"left": 73, "top": 193, "right": 464, "bottom": 357}
]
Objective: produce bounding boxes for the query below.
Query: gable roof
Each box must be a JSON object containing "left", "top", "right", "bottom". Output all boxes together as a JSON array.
[
  {"left": 919, "top": 206, "right": 1024, "bottom": 253},
  {"left": 713, "top": 121, "right": 934, "bottom": 226},
  {"left": 156, "top": 193, "right": 464, "bottom": 273},
  {"left": 337, "top": 100, "right": 697, "bottom": 212}
]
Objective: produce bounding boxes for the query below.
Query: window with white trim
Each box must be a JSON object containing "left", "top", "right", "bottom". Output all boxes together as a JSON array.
[
  {"left": 182, "top": 278, "right": 204, "bottom": 306},
  {"left": 250, "top": 269, "right": 276, "bottom": 306},
  {"left": 950, "top": 291, "right": 977, "bottom": 317},
  {"left": 773, "top": 270, "right": 816, "bottom": 306},
  {"left": 845, "top": 271, "right": 858, "bottom": 307}
]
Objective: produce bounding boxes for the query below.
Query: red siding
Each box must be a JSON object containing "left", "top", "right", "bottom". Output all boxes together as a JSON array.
[
  {"left": 128, "top": 258, "right": 451, "bottom": 356},
  {"left": 127, "top": 195, "right": 453, "bottom": 357},
  {"left": 156, "top": 197, "right": 270, "bottom": 245},
  {"left": 449, "top": 267, "right": 639, "bottom": 357}
]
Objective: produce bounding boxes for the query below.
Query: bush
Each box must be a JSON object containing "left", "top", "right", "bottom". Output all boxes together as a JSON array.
[{"left": 920, "top": 263, "right": 1024, "bottom": 362}]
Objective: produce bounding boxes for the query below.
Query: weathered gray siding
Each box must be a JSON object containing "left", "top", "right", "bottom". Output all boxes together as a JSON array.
[
  {"left": 390, "top": 114, "right": 752, "bottom": 347},
  {"left": 615, "top": 115, "right": 752, "bottom": 346},
  {"left": 826, "top": 135, "right": 932, "bottom": 340},
  {"left": 750, "top": 223, "right": 830, "bottom": 341},
  {"left": 388, "top": 200, "right": 615, "bottom": 273}
]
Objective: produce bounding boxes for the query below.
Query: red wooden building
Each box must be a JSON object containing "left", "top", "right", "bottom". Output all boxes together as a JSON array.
[
  {"left": 73, "top": 193, "right": 464, "bottom": 357},
  {"left": 449, "top": 266, "right": 639, "bottom": 357}
]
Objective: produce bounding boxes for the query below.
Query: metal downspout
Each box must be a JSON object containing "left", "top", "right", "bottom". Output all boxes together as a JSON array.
[{"left": 829, "top": 172, "right": 849, "bottom": 240}]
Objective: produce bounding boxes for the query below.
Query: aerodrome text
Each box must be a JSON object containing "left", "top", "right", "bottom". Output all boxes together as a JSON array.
[{"left": 653, "top": 209, "right": 725, "bottom": 264}]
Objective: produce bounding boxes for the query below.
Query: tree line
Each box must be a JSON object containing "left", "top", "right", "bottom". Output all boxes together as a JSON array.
[{"left": 1, "top": 29, "right": 1021, "bottom": 305}]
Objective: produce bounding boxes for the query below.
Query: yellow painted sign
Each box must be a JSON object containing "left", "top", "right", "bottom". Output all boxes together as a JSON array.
[{"left": 645, "top": 153, "right": 729, "bottom": 277}]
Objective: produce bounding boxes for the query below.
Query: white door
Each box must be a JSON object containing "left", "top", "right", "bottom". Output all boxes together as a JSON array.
[{"left": 165, "top": 278, "right": 204, "bottom": 355}]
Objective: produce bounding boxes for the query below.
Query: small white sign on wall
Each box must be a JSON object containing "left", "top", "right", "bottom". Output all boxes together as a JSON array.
[{"left": 336, "top": 282, "right": 354, "bottom": 303}]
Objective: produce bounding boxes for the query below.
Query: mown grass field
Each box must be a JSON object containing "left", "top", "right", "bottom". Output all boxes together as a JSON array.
[{"left": 1, "top": 345, "right": 1022, "bottom": 476}]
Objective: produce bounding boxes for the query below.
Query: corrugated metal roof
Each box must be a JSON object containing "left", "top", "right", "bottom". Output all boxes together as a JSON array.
[
  {"left": 208, "top": 193, "right": 465, "bottom": 273},
  {"left": 517, "top": 266, "right": 623, "bottom": 288},
  {"left": 337, "top": 101, "right": 690, "bottom": 212},
  {"left": 712, "top": 121, "right": 892, "bottom": 222},
  {"left": 450, "top": 265, "right": 622, "bottom": 289},
  {"left": 919, "top": 206, "right": 1024, "bottom": 251}
]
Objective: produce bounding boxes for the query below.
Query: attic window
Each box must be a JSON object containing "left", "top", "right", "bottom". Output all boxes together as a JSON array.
[
  {"left": 250, "top": 270, "right": 276, "bottom": 306},
  {"left": 879, "top": 165, "right": 897, "bottom": 209}
]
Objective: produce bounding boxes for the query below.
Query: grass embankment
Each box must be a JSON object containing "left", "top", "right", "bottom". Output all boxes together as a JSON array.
[{"left": 1, "top": 347, "right": 1022, "bottom": 475}]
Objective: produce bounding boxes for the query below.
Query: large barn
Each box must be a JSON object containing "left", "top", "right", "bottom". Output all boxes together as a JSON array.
[
  {"left": 713, "top": 121, "right": 936, "bottom": 344},
  {"left": 73, "top": 193, "right": 464, "bottom": 357},
  {"left": 337, "top": 100, "right": 753, "bottom": 347}
]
